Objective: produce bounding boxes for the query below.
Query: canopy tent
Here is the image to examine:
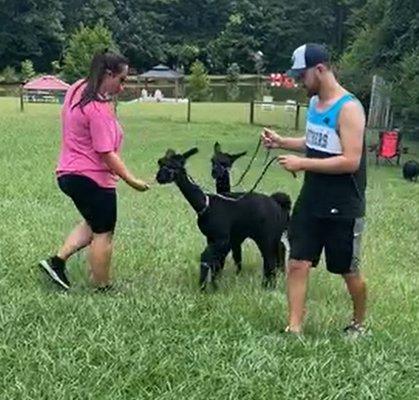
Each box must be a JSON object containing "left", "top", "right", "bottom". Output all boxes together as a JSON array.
[
  {"left": 139, "top": 65, "right": 184, "bottom": 101},
  {"left": 23, "top": 75, "right": 70, "bottom": 91},
  {"left": 21, "top": 75, "right": 70, "bottom": 110}
]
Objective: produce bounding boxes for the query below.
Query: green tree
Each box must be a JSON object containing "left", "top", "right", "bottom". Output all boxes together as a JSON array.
[
  {"left": 226, "top": 63, "right": 240, "bottom": 83},
  {"left": 188, "top": 60, "right": 211, "bottom": 101},
  {"left": 170, "top": 44, "right": 200, "bottom": 71},
  {"left": 338, "top": 26, "right": 382, "bottom": 104},
  {"left": 110, "top": 0, "right": 168, "bottom": 71},
  {"left": 162, "top": 0, "right": 233, "bottom": 70},
  {"left": 392, "top": 50, "right": 419, "bottom": 136},
  {"left": 0, "top": 0, "right": 370, "bottom": 74},
  {"left": 0, "top": 66, "right": 19, "bottom": 83},
  {"left": 51, "top": 60, "right": 61, "bottom": 75},
  {"left": 62, "top": 0, "right": 115, "bottom": 34},
  {"left": 207, "top": 12, "right": 260, "bottom": 73},
  {"left": 339, "top": 0, "right": 419, "bottom": 128},
  {"left": 62, "top": 22, "right": 116, "bottom": 83},
  {"left": 20, "top": 59, "right": 36, "bottom": 82},
  {"left": 226, "top": 63, "right": 241, "bottom": 101},
  {"left": 0, "top": 0, "right": 64, "bottom": 71}
]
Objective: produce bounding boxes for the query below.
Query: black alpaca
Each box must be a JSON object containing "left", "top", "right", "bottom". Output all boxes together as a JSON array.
[
  {"left": 211, "top": 141, "right": 290, "bottom": 274},
  {"left": 403, "top": 160, "right": 418, "bottom": 182},
  {"left": 211, "top": 142, "right": 247, "bottom": 193},
  {"left": 156, "top": 147, "right": 291, "bottom": 290}
]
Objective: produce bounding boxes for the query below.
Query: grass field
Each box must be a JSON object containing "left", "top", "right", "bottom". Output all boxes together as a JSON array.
[
  {"left": 117, "top": 99, "right": 307, "bottom": 129},
  {"left": 0, "top": 97, "right": 418, "bottom": 399}
]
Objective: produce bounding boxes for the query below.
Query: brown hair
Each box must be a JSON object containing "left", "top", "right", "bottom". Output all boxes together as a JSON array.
[{"left": 71, "top": 51, "right": 128, "bottom": 109}]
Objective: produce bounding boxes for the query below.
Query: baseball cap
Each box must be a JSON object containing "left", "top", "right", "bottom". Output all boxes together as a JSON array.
[{"left": 287, "top": 43, "right": 330, "bottom": 78}]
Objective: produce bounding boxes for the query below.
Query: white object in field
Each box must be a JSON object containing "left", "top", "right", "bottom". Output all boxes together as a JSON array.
[
  {"left": 262, "top": 95, "right": 274, "bottom": 111},
  {"left": 285, "top": 99, "right": 297, "bottom": 112},
  {"left": 154, "top": 89, "right": 163, "bottom": 102}
]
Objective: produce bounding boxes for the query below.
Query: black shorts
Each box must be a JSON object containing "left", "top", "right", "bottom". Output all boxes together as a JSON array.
[
  {"left": 58, "top": 174, "right": 117, "bottom": 234},
  {"left": 288, "top": 205, "right": 364, "bottom": 275}
]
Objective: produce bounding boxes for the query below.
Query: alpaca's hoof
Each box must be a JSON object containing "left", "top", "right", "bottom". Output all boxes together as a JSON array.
[
  {"left": 199, "top": 278, "right": 218, "bottom": 291},
  {"left": 200, "top": 262, "right": 218, "bottom": 291}
]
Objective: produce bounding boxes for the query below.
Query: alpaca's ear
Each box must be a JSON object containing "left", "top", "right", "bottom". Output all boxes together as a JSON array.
[
  {"left": 183, "top": 147, "right": 199, "bottom": 159},
  {"left": 165, "top": 149, "right": 176, "bottom": 158},
  {"left": 214, "top": 142, "right": 221, "bottom": 154},
  {"left": 230, "top": 151, "right": 247, "bottom": 163}
]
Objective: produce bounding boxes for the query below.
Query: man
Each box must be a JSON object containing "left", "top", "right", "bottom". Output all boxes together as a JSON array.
[{"left": 261, "top": 43, "right": 367, "bottom": 335}]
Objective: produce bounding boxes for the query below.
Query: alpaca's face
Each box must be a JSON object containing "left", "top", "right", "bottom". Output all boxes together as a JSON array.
[
  {"left": 211, "top": 153, "right": 231, "bottom": 179},
  {"left": 156, "top": 148, "right": 199, "bottom": 184},
  {"left": 211, "top": 142, "right": 247, "bottom": 179},
  {"left": 156, "top": 155, "right": 184, "bottom": 184}
]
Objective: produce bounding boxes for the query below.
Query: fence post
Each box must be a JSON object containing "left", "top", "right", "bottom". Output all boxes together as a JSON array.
[
  {"left": 20, "top": 84, "right": 24, "bottom": 112},
  {"left": 389, "top": 108, "right": 394, "bottom": 129},
  {"left": 187, "top": 98, "right": 191, "bottom": 122},
  {"left": 295, "top": 103, "right": 301, "bottom": 130},
  {"left": 250, "top": 100, "right": 254, "bottom": 124}
]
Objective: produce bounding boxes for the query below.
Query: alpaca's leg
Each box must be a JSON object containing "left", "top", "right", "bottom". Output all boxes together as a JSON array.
[
  {"left": 277, "top": 241, "right": 285, "bottom": 271},
  {"left": 277, "top": 240, "right": 287, "bottom": 272},
  {"left": 262, "top": 251, "right": 277, "bottom": 289},
  {"left": 231, "top": 240, "right": 243, "bottom": 274},
  {"left": 219, "top": 241, "right": 228, "bottom": 270},
  {"left": 207, "top": 238, "right": 227, "bottom": 270},
  {"left": 200, "top": 246, "right": 214, "bottom": 290},
  {"left": 200, "top": 238, "right": 230, "bottom": 290},
  {"left": 257, "top": 240, "right": 278, "bottom": 289},
  {"left": 213, "top": 239, "right": 231, "bottom": 277}
]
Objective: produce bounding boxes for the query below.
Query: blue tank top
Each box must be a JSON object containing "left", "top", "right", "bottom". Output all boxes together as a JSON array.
[
  {"left": 306, "top": 93, "right": 355, "bottom": 155},
  {"left": 297, "top": 93, "right": 367, "bottom": 218}
]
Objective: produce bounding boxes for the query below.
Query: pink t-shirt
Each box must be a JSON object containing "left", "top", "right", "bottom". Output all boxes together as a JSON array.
[{"left": 56, "top": 80, "right": 124, "bottom": 188}]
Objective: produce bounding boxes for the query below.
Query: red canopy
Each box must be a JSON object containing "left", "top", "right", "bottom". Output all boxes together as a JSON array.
[{"left": 23, "top": 75, "right": 70, "bottom": 91}]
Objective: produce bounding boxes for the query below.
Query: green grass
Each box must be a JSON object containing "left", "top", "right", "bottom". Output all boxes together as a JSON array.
[
  {"left": 0, "top": 97, "right": 418, "bottom": 399},
  {"left": 118, "top": 100, "right": 307, "bottom": 129}
]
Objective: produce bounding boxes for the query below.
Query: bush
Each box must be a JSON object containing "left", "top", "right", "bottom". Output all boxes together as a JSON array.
[
  {"left": 0, "top": 66, "right": 20, "bottom": 83},
  {"left": 188, "top": 60, "right": 211, "bottom": 101},
  {"left": 20, "top": 60, "right": 36, "bottom": 82},
  {"left": 226, "top": 63, "right": 241, "bottom": 101},
  {"left": 62, "top": 22, "right": 117, "bottom": 83}
]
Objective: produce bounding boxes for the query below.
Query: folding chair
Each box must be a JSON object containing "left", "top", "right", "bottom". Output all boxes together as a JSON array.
[{"left": 374, "top": 130, "right": 407, "bottom": 165}]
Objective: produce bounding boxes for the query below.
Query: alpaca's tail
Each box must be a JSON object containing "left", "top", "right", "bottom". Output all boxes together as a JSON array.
[{"left": 270, "top": 192, "right": 292, "bottom": 214}]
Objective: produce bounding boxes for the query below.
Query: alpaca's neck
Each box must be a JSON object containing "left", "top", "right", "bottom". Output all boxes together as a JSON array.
[
  {"left": 216, "top": 171, "right": 231, "bottom": 193},
  {"left": 176, "top": 171, "right": 208, "bottom": 214}
]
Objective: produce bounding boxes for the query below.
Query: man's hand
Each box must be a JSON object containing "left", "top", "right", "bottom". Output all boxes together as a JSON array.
[
  {"left": 277, "top": 155, "right": 305, "bottom": 172},
  {"left": 261, "top": 128, "right": 283, "bottom": 149}
]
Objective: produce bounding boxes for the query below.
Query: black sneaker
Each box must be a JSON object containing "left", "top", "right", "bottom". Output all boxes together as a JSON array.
[
  {"left": 38, "top": 257, "right": 70, "bottom": 290},
  {"left": 343, "top": 320, "right": 368, "bottom": 338}
]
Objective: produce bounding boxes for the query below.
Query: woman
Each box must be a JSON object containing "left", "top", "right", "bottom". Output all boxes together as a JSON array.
[{"left": 39, "top": 51, "right": 149, "bottom": 291}]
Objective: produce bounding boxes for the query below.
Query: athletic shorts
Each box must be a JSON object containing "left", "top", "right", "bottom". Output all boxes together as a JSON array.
[
  {"left": 288, "top": 205, "right": 364, "bottom": 275},
  {"left": 58, "top": 174, "right": 117, "bottom": 234}
]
